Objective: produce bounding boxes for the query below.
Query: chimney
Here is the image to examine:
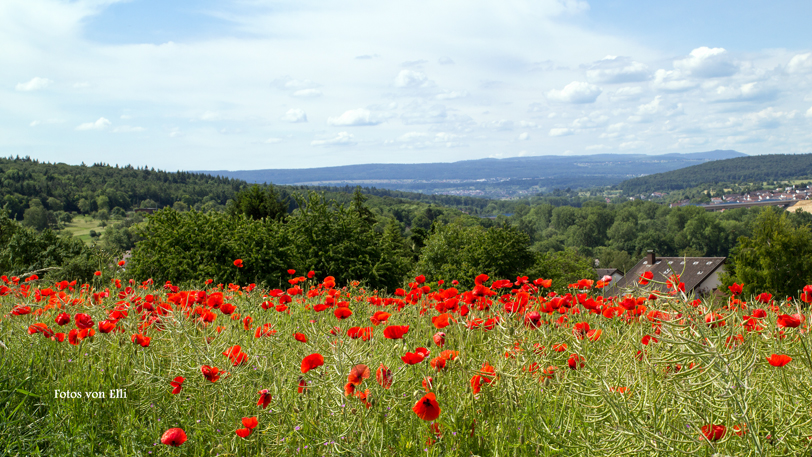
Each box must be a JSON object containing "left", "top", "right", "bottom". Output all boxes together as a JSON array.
[{"left": 646, "top": 250, "right": 655, "bottom": 264}]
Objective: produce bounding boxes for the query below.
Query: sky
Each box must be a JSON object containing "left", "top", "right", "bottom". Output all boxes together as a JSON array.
[{"left": 2, "top": 0, "right": 812, "bottom": 171}]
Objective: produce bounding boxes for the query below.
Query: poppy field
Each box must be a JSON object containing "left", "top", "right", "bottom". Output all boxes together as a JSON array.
[{"left": 2, "top": 267, "right": 812, "bottom": 456}]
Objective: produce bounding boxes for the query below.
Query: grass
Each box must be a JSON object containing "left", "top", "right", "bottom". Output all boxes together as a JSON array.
[
  {"left": 61, "top": 216, "right": 105, "bottom": 244},
  {"left": 1, "top": 273, "right": 812, "bottom": 456}
]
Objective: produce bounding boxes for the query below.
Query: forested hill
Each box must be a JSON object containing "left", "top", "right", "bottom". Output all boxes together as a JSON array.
[
  {"left": 617, "top": 153, "right": 812, "bottom": 195},
  {"left": 0, "top": 157, "right": 246, "bottom": 219},
  {"left": 198, "top": 150, "right": 746, "bottom": 189}
]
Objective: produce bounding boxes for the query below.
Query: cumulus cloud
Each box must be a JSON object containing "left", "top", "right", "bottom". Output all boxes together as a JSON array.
[
  {"left": 628, "top": 96, "right": 683, "bottom": 122},
  {"left": 549, "top": 128, "right": 574, "bottom": 137},
  {"left": 571, "top": 114, "right": 610, "bottom": 129},
  {"left": 710, "top": 82, "right": 776, "bottom": 103},
  {"left": 586, "top": 56, "right": 650, "bottom": 84},
  {"left": 394, "top": 70, "right": 433, "bottom": 89},
  {"left": 327, "top": 108, "right": 380, "bottom": 126},
  {"left": 76, "top": 117, "right": 111, "bottom": 131},
  {"left": 609, "top": 86, "right": 644, "bottom": 101},
  {"left": 807, "top": 106, "right": 812, "bottom": 118},
  {"left": 484, "top": 119, "right": 514, "bottom": 131},
  {"left": 674, "top": 47, "right": 738, "bottom": 78},
  {"left": 741, "top": 107, "right": 796, "bottom": 129},
  {"left": 517, "top": 132, "right": 530, "bottom": 141},
  {"left": 311, "top": 132, "right": 355, "bottom": 146},
  {"left": 292, "top": 89, "right": 322, "bottom": 98},
  {"left": 787, "top": 53, "right": 812, "bottom": 74},
  {"left": 547, "top": 81, "right": 601, "bottom": 103},
  {"left": 652, "top": 69, "right": 697, "bottom": 92},
  {"left": 281, "top": 109, "right": 307, "bottom": 123},
  {"left": 16, "top": 77, "right": 53, "bottom": 91}
]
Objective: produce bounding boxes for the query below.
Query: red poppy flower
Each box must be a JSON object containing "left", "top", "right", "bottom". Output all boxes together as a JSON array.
[
  {"left": 301, "top": 353, "right": 325, "bottom": 374},
  {"left": 370, "top": 311, "right": 391, "bottom": 325},
  {"left": 567, "top": 354, "right": 585, "bottom": 370},
  {"left": 572, "top": 322, "right": 590, "bottom": 339},
  {"left": 94, "top": 271, "right": 102, "bottom": 277},
  {"left": 754, "top": 292, "right": 772, "bottom": 303},
  {"left": 236, "top": 416, "right": 258, "bottom": 438},
  {"left": 170, "top": 376, "right": 185, "bottom": 394},
  {"left": 751, "top": 309, "right": 767, "bottom": 318},
  {"left": 347, "top": 326, "right": 374, "bottom": 341},
  {"left": 98, "top": 319, "right": 117, "bottom": 334},
  {"left": 161, "top": 428, "right": 187, "bottom": 446},
  {"left": 383, "top": 325, "right": 409, "bottom": 339},
  {"left": 74, "top": 313, "right": 94, "bottom": 330},
  {"left": 376, "top": 364, "right": 393, "bottom": 389},
  {"left": 347, "top": 364, "right": 371, "bottom": 385},
  {"left": 767, "top": 354, "right": 792, "bottom": 367},
  {"left": 27, "top": 323, "right": 54, "bottom": 338},
  {"left": 413, "top": 392, "right": 441, "bottom": 421},
  {"left": 777, "top": 314, "right": 802, "bottom": 328},
  {"left": 55, "top": 312, "right": 71, "bottom": 326},
  {"left": 639, "top": 271, "right": 653, "bottom": 285},
  {"left": 586, "top": 329, "right": 602, "bottom": 341},
  {"left": 641, "top": 335, "right": 658, "bottom": 345},
  {"left": 701, "top": 424, "right": 726, "bottom": 441},
  {"left": 402, "top": 351, "right": 426, "bottom": 365},
  {"left": 257, "top": 389, "right": 272, "bottom": 409},
  {"left": 233, "top": 259, "right": 244, "bottom": 268},
  {"left": 131, "top": 333, "right": 151, "bottom": 347},
  {"left": 334, "top": 308, "right": 353, "bottom": 320},
  {"left": 297, "top": 379, "right": 308, "bottom": 394},
  {"left": 287, "top": 269, "right": 296, "bottom": 275},
  {"left": 255, "top": 323, "right": 277, "bottom": 338},
  {"left": 219, "top": 303, "right": 236, "bottom": 315},
  {"left": 294, "top": 332, "right": 307, "bottom": 343},
  {"left": 728, "top": 283, "right": 743, "bottom": 295},
  {"left": 552, "top": 343, "right": 567, "bottom": 352},
  {"left": 433, "top": 332, "right": 446, "bottom": 347},
  {"left": 201, "top": 365, "right": 221, "bottom": 382}
]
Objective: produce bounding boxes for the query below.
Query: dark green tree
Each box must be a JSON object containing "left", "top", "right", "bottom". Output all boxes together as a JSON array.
[
  {"left": 724, "top": 207, "right": 812, "bottom": 299},
  {"left": 227, "top": 185, "right": 289, "bottom": 221}
]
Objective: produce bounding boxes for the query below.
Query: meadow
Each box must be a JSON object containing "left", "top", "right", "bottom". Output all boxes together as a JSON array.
[{"left": 1, "top": 265, "right": 811, "bottom": 456}]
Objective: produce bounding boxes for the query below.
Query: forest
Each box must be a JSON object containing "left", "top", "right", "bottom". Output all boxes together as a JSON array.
[{"left": 2, "top": 156, "right": 812, "bottom": 299}]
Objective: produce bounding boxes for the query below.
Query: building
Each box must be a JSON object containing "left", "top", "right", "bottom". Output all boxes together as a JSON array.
[
  {"left": 612, "top": 251, "right": 726, "bottom": 296},
  {"left": 595, "top": 268, "right": 624, "bottom": 285}
]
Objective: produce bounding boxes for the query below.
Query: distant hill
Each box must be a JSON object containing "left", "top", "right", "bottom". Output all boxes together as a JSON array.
[
  {"left": 617, "top": 153, "right": 812, "bottom": 195},
  {"left": 196, "top": 150, "right": 746, "bottom": 197}
]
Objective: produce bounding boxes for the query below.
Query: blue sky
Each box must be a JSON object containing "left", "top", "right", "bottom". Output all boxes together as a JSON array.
[{"left": 2, "top": 0, "right": 811, "bottom": 171}]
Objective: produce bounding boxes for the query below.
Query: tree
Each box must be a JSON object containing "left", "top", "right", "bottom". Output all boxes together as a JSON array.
[
  {"left": 724, "top": 207, "right": 812, "bottom": 299},
  {"left": 227, "top": 185, "right": 288, "bottom": 221}
]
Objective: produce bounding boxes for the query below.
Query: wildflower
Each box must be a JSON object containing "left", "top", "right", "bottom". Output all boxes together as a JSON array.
[
  {"left": 639, "top": 271, "right": 653, "bottom": 285},
  {"left": 74, "top": 313, "right": 94, "bottom": 330},
  {"left": 376, "top": 364, "right": 393, "bottom": 389},
  {"left": 701, "top": 424, "right": 726, "bottom": 441},
  {"left": 413, "top": 392, "right": 441, "bottom": 421},
  {"left": 777, "top": 314, "right": 802, "bottom": 328},
  {"left": 160, "top": 428, "right": 187, "bottom": 446},
  {"left": 201, "top": 365, "right": 221, "bottom": 382},
  {"left": 170, "top": 377, "right": 185, "bottom": 394},
  {"left": 294, "top": 332, "right": 307, "bottom": 343},
  {"left": 233, "top": 259, "right": 244, "bottom": 268},
  {"left": 383, "top": 325, "right": 409, "bottom": 339},
  {"left": 55, "top": 312, "right": 71, "bottom": 326},
  {"left": 347, "top": 364, "right": 370, "bottom": 385},
  {"left": 236, "top": 417, "right": 258, "bottom": 438},
  {"left": 257, "top": 389, "right": 272, "bottom": 409},
  {"left": 728, "top": 283, "right": 743, "bottom": 295},
  {"left": 567, "top": 354, "right": 585, "bottom": 370},
  {"left": 433, "top": 332, "right": 446, "bottom": 347},
  {"left": 767, "top": 354, "right": 792, "bottom": 367},
  {"left": 301, "top": 353, "right": 325, "bottom": 374}
]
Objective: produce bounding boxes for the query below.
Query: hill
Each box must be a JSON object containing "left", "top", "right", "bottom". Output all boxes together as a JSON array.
[
  {"left": 617, "top": 153, "right": 812, "bottom": 195},
  {"left": 197, "top": 150, "right": 746, "bottom": 198}
]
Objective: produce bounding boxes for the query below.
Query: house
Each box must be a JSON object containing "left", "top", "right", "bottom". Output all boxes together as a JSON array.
[
  {"left": 595, "top": 268, "right": 624, "bottom": 285},
  {"left": 612, "top": 251, "right": 726, "bottom": 296}
]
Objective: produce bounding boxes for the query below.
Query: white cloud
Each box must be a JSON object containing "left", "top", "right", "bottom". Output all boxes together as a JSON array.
[
  {"left": 619, "top": 140, "right": 646, "bottom": 150},
  {"left": 806, "top": 106, "right": 812, "bottom": 118},
  {"left": 519, "top": 120, "right": 540, "bottom": 129},
  {"left": 397, "top": 132, "right": 429, "bottom": 142},
  {"left": 674, "top": 47, "right": 738, "bottom": 78},
  {"left": 394, "top": 70, "right": 432, "bottom": 88},
  {"left": 327, "top": 108, "right": 380, "bottom": 126},
  {"left": 265, "top": 137, "right": 282, "bottom": 144},
  {"left": 549, "top": 128, "right": 574, "bottom": 136},
  {"left": 16, "top": 77, "right": 53, "bottom": 91},
  {"left": 652, "top": 69, "right": 697, "bottom": 92},
  {"left": 281, "top": 109, "right": 307, "bottom": 123},
  {"left": 586, "top": 56, "right": 649, "bottom": 84},
  {"left": 292, "top": 89, "right": 323, "bottom": 98},
  {"left": 76, "top": 117, "right": 111, "bottom": 131},
  {"left": 627, "top": 96, "right": 682, "bottom": 122},
  {"left": 517, "top": 132, "right": 530, "bottom": 141},
  {"left": 571, "top": 114, "right": 609, "bottom": 129},
  {"left": 609, "top": 86, "right": 644, "bottom": 101},
  {"left": 585, "top": 144, "right": 611, "bottom": 150},
  {"left": 547, "top": 81, "right": 601, "bottom": 103},
  {"left": 741, "top": 107, "right": 795, "bottom": 129},
  {"left": 787, "top": 53, "right": 812, "bottom": 74},
  {"left": 710, "top": 82, "right": 775, "bottom": 103},
  {"left": 112, "top": 125, "right": 145, "bottom": 133},
  {"left": 311, "top": 132, "right": 356, "bottom": 146},
  {"left": 73, "top": 82, "right": 91, "bottom": 89},
  {"left": 484, "top": 119, "right": 514, "bottom": 131}
]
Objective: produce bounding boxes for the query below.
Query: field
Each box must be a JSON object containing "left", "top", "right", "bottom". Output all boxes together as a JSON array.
[
  {"left": 60, "top": 216, "right": 105, "bottom": 244},
  {"left": 1, "top": 268, "right": 811, "bottom": 456}
]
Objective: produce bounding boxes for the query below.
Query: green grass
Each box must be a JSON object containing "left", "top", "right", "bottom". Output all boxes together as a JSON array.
[
  {"left": 61, "top": 216, "right": 105, "bottom": 244},
  {"left": 2, "top": 275, "right": 812, "bottom": 456}
]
